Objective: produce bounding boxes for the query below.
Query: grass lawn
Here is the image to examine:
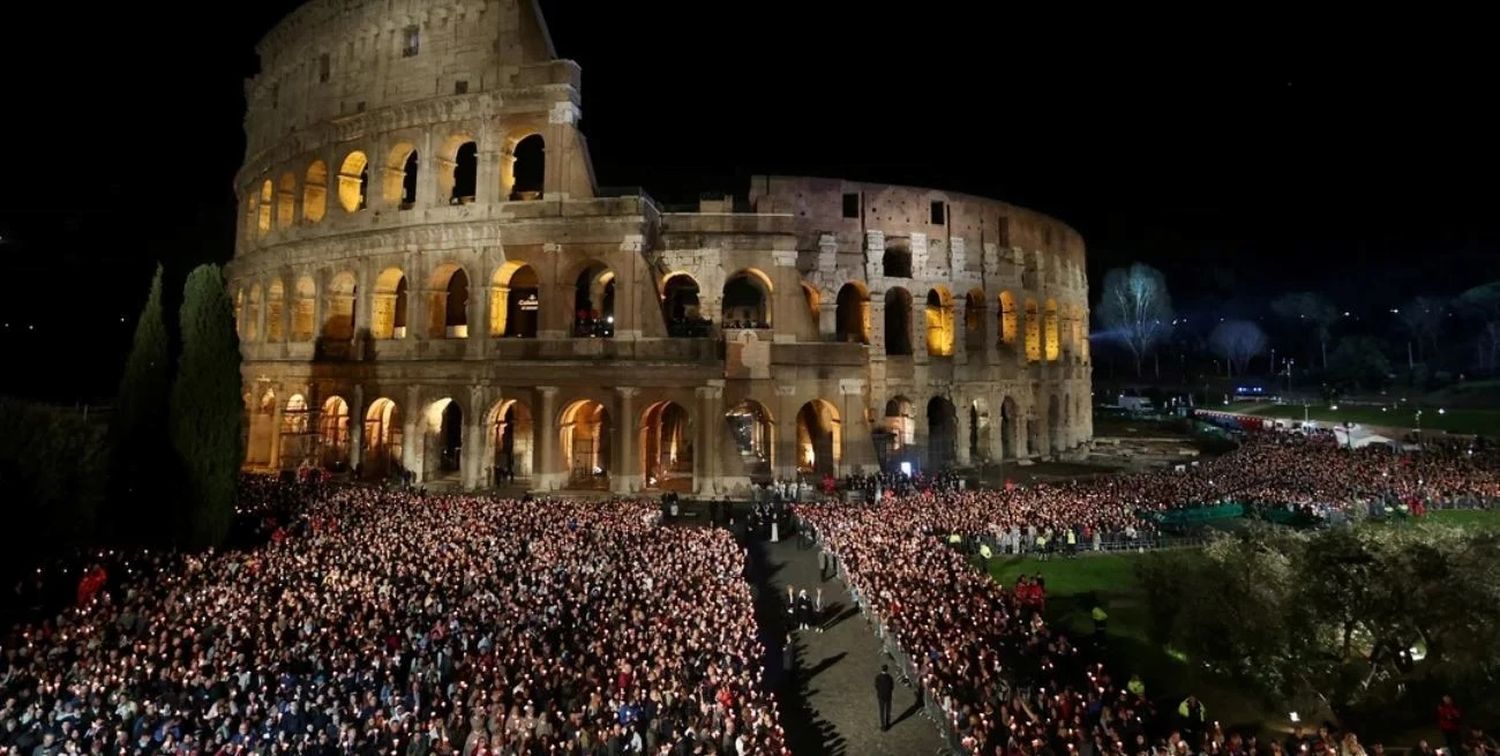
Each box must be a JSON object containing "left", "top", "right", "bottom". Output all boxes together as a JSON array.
[
  {"left": 1220, "top": 401, "right": 1498, "bottom": 435},
  {"left": 1421, "top": 508, "right": 1500, "bottom": 530},
  {"left": 982, "top": 552, "right": 1290, "bottom": 735}
]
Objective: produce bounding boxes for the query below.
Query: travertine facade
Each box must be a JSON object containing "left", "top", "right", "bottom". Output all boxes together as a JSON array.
[{"left": 227, "top": 0, "right": 1092, "bottom": 494}]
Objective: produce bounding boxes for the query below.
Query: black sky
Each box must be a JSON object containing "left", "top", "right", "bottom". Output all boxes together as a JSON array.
[{"left": 1, "top": 2, "right": 1496, "bottom": 400}]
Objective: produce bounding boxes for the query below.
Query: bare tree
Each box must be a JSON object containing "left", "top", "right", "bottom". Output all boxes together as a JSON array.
[
  {"left": 1457, "top": 281, "right": 1500, "bottom": 371},
  {"left": 1097, "top": 263, "right": 1173, "bottom": 377},
  {"left": 1271, "top": 292, "right": 1339, "bottom": 369},
  {"left": 1210, "top": 319, "right": 1268, "bottom": 377}
]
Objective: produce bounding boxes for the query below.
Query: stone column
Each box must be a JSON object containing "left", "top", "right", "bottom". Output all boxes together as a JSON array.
[
  {"left": 403, "top": 385, "right": 423, "bottom": 482},
  {"left": 475, "top": 124, "right": 502, "bottom": 204},
  {"left": 953, "top": 297, "right": 968, "bottom": 365},
  {"left": 774, "top": 385, "right": 799, "bottom": 481},
  {"left": 463, "top": 385, "right": 486, "bottom": 490},
  {"left": 838, "top": 379, "right": 868, "bottom": 474},
  {"left": 469, "top": 264, "right": 490, "bottom": 360},
  {"left": 818, "top": 300, "right": 838, "bottom": 341},
  {"left": 269, "top": 388, "right": 285, "bottom": 470},
  {"left": 955, "top": 397, "right": 973, "bottom": 467},
  {"left": 535, "top": 386, "right": 560, "bottom": 490},
  {"left": 348, "top": 384, "right": 365, "bottom": 473},
  {"left": 695, "top": 383, "right": 724, "bottom": 496},
  {"left": 612, "top": 387, "right": 640, "bottom": 494}
]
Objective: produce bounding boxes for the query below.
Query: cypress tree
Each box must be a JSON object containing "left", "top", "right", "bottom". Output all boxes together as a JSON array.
[
  {"left": 108, "top": 264, "right": 171, "bottom": 541},
  {"left": 170, "top": 264, "right": 244, "bottom": 547}
]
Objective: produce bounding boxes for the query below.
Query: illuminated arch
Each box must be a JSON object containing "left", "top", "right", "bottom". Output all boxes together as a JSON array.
[
  {"left": 362, "top": 397, "right": 402, "bottom": 479},
  {"left": 438, "top": 134, "right": 478, "bottom": 204},
  {"left": 506, "top": 133, "right": 545, "bottom": 200},
  {"left": 571, "top": 262, "right": 615, "bottom": 338},
  {"left": 1044, "top": 298, "right": 1060, "bottom": 361},
  {"left": 486, "top": 398, "right": 534, "bottom": 483},
  {"left": 292, "top": 276, "right": 317, "bottom": 342},
  {"left": 1024, "top": 300, "right": 1041, "bottom": 362},
  {"left": 560, "top": 399, "right": 611, "bottom": 488},
  {"left": 925, "top": 287, "right": 955, "bottom": 357},
  {"left": 964, "top": 289, "right": 986, "bottom": 354},
  {"left": 490, "top": 261, "right": 540, "bottom": 338},
  {"left": 835, "top": 282, "right": 870, "bottom": 344},
  {"left": 998, "top": 290, "right": 1018, "bottom": 347},
  {"left": 796, "top": 399, "right": 842, "bottom": 476},
  {"left": 384, "top": 142, "right": 419, "bottom": 208},
  {"left": 802, "top": 283, "right": 821, "bottom": 326},
  {"left": 726, "top": 400, "right": 774, "bottom": 478},
  {"left": 276, "top": 173, "right": 297, "bottom": 229},
  {"left": 322, "top": 271, "right": 357, "bottom": 341},
  {"left": 723, "top": 269, "right": 772, "bottom": 328},
  {"left": 266, "top": 279, "right": 285, "bottom": 343},
  {"left": 257, "top": 180, "right": 273, "bottom": 235},
  {"left": 427, "top": 263, "right": 470, "bottom": 339},
  {"left": 303, "top": 160, "right": 328, "bottom": 223},
  {"left": 421, "top": 397, "right": 464, "bottom": 480},
  {"left": 641, "top": 401, "right": 693, "bottom": 491},
  {"left": 371, "top": 267, "right": 408, "bottom": 340},
  {"left": 884, "top": 287, "right": 913, "bottom": 356},
  {"left": 883, "top": 396, "right": 915, "bottom": 448},
  {"left": 246, "top": 388, "right": 276, "bottom": 466},
  {"left": 661, "top": 272, "right": 704, "bottom": 337},
  {"left": 316, "top": 396, "right": 349, "bottom": 469},
  {"left": 337, "top": 151, "right": 369, "bottom": 213},
  {"left": 245, "top": 284, "right": 263, "bottom": 343}
]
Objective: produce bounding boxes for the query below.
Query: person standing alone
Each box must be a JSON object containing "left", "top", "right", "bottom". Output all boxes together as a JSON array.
[{"left": 875, "top": 665, "right": 894, "bottom": 731}]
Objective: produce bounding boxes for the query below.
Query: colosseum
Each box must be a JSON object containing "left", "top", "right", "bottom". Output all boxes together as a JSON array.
[{"left": 227, "top": 0, "right": 1093, "bottom": 495}]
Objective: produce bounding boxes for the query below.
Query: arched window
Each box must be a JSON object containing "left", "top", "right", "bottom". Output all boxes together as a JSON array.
[
  {"left": 964, "top": 289, "right": 985, "bottom": 354},
  {"left": 487, "top": 399, "right": 534, "bottom": 482},
  {"left": 835, "top": 283, "right": 869, "bottom": 344},
  {"left": 490, "top": 261, "right": 540, "bottom": 338},
  {"left": 884, "top": 288, "right": 913, "bottom": 356},
  {"left": 641, "top": 401, "right": 693, "bottom": 490},
  {"left": 362, "top": 397, "right": 402, "bottom": 478},
  {"left": 371, "top": 268, "right": 408, "bottom": 340},
  {"left": 723, "top": 269, "right": 771, "bottom": 329},
  {"left": 662, "top": 274, "right": 706, "bottom": 337},
  {"left": 1044, "top": 299, "right": 1060, "bottom": 361},
  {"left": 572, "top": 262, "right": 615, "bottom": 338},
  {"left": 1024, "top": 300, "right": 1041, "bottom": 362},
  {"left": 422, "top": 398, "right": 464, "bottom": 480},
  {"left": 266, "top": 280, "right": 286, "bottom": 343},
  {"left": 795, "top": 400, "right": 841, "bottom": 476},
  {"left": 245, "top": 284, "right": 263, "bottom": 342},
  {"left": 927, "top": 396, "right": 957, "bottom": 470},
  {"left": 276, "top": 173, "right": 297, "bottom": 228},
  {"left": 509, "top": 134, "right": 545, "bottom": 200},
  {"left": 385, "top": 143, "right": 418, "bottom": 208},
  {"left": 560, "top": 399, "right": 610, "bottom": 487},
  {"left": 882, "top": 241, "right": 912, "bottom": 278},
  {"left": 292, "top": 276, "right": 317, "bottom": 342},
  {"left": 257, "top": 180, "right": 273, "bottom": 235},
  {"left": 323, "top": 271, "right": 357, "bottom": 342},
  {"left": 303, "top": 160, "right": 328, "bottom": 223},
  {"left": 999, "top": 290, "right": 1018, "bottom": 347},
  {"left": 884, "top": 397, "right": 915, "bottom": 447},
  {"left": 726, "top": 401, "right": 774, "bottom": 477},
  {"left": 440, "top": 136, "right": 477, "bottom": 204},
  {"left": 337, "top": 151, "right": 369, "bottom": 213},
  {"left": 428, "top": 264, "right": 469, "bottom": 338},
  {"left": 925, "top": 288, "right": 954, "bottom": 357}
]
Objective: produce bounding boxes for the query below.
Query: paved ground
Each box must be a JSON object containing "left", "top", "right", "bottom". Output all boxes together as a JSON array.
[{"left": 746, "top": 532, "right": 947, "bottom": 756}]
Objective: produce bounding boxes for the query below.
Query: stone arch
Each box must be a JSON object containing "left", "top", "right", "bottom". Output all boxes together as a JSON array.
[
  {"left": 1024, "top": 300, "right": 1042, "bottom": 362},
  {"left": 246, "top": 388, "right": 276, "bottom": 467},
  {"left": 883, "top": 396, "right": 916, "bottom": 447},
  {"left": 427, "top": 263, "right": 470, "bottom": 339},
  {"left": 796, "top": 399, "right": 842, "bottom": 476},
  {"left": 244, "top": 283, "right": 263, "bottom": 343},
  {"left": 560, "top": 398, "right": 611, "bottom": 488},
  {"left": 280, "top": 394, "right": 311, "bottom": 467},
  {"left": 257, "top": 180, "right": 273, "bottom": 236},
  {"left": 882, "top": 240, "right": 912, "bottom": 278},
  {"left": 884, "top": 287, "right": 914, "bottom": 356},
  {"left": 322, "top": 271, "right": 357, "bottom": 341},
  {"left": 835, "top": 282, "right": 869, "bottom": 344},
  {"left": 723, "top": 269, "right": 772, "bottom": 328},
  {"left": 969, "top": 398, "right": 992, "bottom": 462},
  {"left": 292, "top": 276, "right": 317, "bottom": 342},
  {"left": 371, "top": 267, "right": 408, "bottom": 340},
  {"left": 1045, "top": 298, "right": 1060, "bottom": 361},
  {"left": 303, "top": 160, "right": 328, "bottom": 223},
  {"left": 490, "top": 261, "right": 540, "bottom": 338},
  {"left": 438, "top": 134, "right": 478, "bottom": 204},
  {"left": 925, "top": 287, "right": 955, "bottom": 357},
  {"left": 337, "top": 151, "right": 369, "bottom": 213},
  {"left": 384, "top": 141, "right": 419, "bottom": 208},
  {"left": 571, "top": 261, "right": 615, "bottom": 338},
  {"left": 276, "top": 173, "right": 297, "bottom": 229},
  {"left": 422, "top": 397, "right": 464, "bottom": 481},
  {"left": 508, "top": 133, "right": 545, "bottom": 200},
  {"left": 317, "top": 395, "right": 349, "bottom": 469},
  {"left": 266, "top": 279, "right": 286, "bottom": 343},
  {"left": 802, "top": 283, "right": 821, "bottom": 327},
  {"left": 641, "top": 401, "right": 693, "bottom": 491},
  {"left": 964, "top": 289, "right": 986, "bottom": 355},
  {"left": 726, "top": 400, "right": 774, "bottom": 479},
  {"left": 486, "top": 398, "right": 534, "bottom": 484},
  {"left": 362, "top": 397, "right": 402, "bottom": 479},
  {"left": 661, "top": 272, "right": 704, "bottom": 337},
  {"left": 1000, "top": 395, "right": 1020, "bottom": 460},
  {"left": 998, "top": 290, "right": 1018, "bottom": 348},
  {"left": 926, "top": 395, "right": 958, "bottom": 470}
]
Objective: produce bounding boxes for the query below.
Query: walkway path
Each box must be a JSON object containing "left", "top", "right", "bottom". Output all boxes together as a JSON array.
[{"left": 745, "top": 532, "right": 947, "bottom": 756}]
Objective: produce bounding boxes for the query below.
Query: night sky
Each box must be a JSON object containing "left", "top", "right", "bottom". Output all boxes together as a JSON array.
[{"left": 1, "top": 3, "right": 1496, "bottom": 401}]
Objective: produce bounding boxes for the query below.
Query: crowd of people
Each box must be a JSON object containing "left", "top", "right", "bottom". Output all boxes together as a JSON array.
[{"left": 0, "top": 487, "right": 786, "bottom": 755}]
